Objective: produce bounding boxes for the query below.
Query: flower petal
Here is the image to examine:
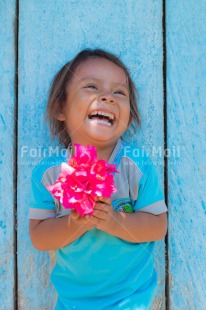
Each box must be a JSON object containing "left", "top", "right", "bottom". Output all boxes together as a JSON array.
[
  {"left": 47, "top": 144, "right": 118, "bottom": 216},
  {"left": 61, "top": 162, "right": 75, "bottom": 175}
]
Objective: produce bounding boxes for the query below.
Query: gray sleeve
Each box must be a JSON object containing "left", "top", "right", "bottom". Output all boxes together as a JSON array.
[
  {"left": 136, "top": 200, "right": 168, "bottom": 215},
  {"left": 28, "top": 208, "right": 56, "bottom": 220}
]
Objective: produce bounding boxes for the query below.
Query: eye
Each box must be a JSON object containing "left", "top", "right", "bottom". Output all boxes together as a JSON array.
[
  {"left": 114, "top": 90, "right": 126, "bottom": 96},
  {"left": 84, "top": 84, "right": 98, "bottom": 90}
]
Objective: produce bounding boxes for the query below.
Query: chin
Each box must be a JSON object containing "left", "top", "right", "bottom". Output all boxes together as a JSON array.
[{"left": 87, "top": 134, "right": 117, "bottom": 144}]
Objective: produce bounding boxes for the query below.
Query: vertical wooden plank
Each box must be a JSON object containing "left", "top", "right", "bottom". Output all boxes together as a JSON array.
[
  {"left": 18, "top": 0, "right": 165, "bottom": 308},
  {"left": 0, "top": 0, "right": 16, "bottom": 308},
  {"left": 167, "top": 1, "right": 206, "bottom": 309}
]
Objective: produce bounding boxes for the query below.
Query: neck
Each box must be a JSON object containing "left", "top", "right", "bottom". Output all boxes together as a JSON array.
[
  {"left": 70, "top": 140, "right": 118, "bottom": 162},
  {"left": 96, "top": 143, "right": 116, "bottom": 161}
]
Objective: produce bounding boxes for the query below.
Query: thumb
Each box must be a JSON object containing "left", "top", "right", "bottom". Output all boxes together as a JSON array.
[{"left": 70, "top": 209, "right": 80, "bottom": 220}]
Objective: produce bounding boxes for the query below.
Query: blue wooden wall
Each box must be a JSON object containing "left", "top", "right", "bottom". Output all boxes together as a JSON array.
[
  {"left": 167, "top": 1, "right": 206, "bottom": 308},
  {"left": 0, "top": 0, "right": 205, "bottom": 309}
]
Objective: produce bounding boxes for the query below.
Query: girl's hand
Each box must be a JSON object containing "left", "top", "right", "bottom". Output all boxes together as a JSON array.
[
  {"left": 69, "top": 209, "right": 95, "bottom": 232},
  {"left": 85, "top": 197, "right": 119, "bottom": 233}
]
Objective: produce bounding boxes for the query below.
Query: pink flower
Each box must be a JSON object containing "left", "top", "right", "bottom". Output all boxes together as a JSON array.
[{"left": 47, "top": 144, "right": 118, "bottom": 217}]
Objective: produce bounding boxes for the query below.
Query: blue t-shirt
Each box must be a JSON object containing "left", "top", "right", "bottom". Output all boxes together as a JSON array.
[{"left": 28, "top": 140, "right": 168, "bottom": 310}]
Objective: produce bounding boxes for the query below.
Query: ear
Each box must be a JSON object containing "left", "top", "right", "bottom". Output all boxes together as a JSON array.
[{"left": 54, "top": 112, "right": 66, "bottom": 121}]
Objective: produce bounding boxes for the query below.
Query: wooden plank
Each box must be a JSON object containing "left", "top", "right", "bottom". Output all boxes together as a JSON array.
[
  {"left": 0, "top": 0, "right": 16, "bottom": 309},
  {"left": 18, "top": 0, "right": 166, "bottom": 308},
  {"left": 167, "top": 1, "right": 206, "bottom": 309}
]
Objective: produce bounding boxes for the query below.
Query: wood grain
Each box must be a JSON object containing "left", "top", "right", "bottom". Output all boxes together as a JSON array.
[
  {"left": 167, "top": 1, "right": 206, "bottom": 309},
  {"left": 0, "top": 0, "right": 16, "bottom": 308}
]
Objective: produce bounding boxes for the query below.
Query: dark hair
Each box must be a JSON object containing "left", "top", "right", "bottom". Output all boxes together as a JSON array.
[{"left": 45, "top": 48, "right": 141, "bottom": 148}]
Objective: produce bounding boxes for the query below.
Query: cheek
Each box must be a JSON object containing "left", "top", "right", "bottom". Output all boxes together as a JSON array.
[
  {"left": 64, "top": 104, "right": 88, "bottom": 132},
  {"left": 121, "top": 102, "right": 131, "bottom": 118},
  {"left": 123, "top": 104, "right": 131, "bottom": 126}
]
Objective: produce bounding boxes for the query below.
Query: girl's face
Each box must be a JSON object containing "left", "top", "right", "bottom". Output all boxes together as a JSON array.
[{"left": 58, "top": 57, "right": 131, "bottom": 148}]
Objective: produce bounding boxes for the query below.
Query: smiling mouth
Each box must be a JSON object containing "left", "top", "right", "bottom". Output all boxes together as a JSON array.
[{"left": 88, "top": 110, "right": 115, "bottom": 127}]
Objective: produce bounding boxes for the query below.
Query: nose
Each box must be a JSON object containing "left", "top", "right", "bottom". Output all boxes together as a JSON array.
[{"left": 98, "top": 94, "right": 115, "bottom": 104}]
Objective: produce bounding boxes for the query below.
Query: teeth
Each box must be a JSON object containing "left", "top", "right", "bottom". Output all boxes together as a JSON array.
[
  {"left": 90, "top": 119, "right": 112, "bottom": 127},
  {"left": 90, "top": 110, "right": 114, "bottom": 120}
]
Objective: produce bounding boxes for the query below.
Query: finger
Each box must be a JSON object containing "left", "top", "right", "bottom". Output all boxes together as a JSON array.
[
  {"left": 84, "top": 214, "right": 94, "bottom": 222},
  {"left": 86, "top": 215, "right": 100, "bottom": 226},
  {"left": 94, "top": 202, "right": 108, "bottom": 211},
  {"left": 92, "top": 209, "right": 107, "bottom": 220},
  {"left": 96, "top": 196, "right": 111, "bottom": 205},
  {"left": 94, "top": 203, "right": 114, "bottom": 214}
]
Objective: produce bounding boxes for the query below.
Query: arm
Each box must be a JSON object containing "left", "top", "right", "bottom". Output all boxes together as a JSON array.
[
  {"left": 112, "top": 211, "right": 167, "bottom": 243},
  {"left": 86, "top": 198, "right": 168, "bottom": 243},
  {"left": 30, "top": 210, "right": 95, "bottom": 251}
]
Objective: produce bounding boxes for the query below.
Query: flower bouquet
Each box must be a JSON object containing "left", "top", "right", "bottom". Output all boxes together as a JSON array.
[{"left": 47, "top": 144, "right": 118, "bottom": 217}]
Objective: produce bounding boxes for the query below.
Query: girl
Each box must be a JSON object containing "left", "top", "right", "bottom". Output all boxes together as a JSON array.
[{"left": 29, "top": 49, "right": 168, "bottom": 309}]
